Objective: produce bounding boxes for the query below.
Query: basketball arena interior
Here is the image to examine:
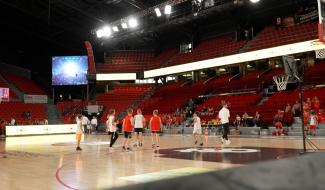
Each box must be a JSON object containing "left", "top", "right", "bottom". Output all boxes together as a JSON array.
[{"left": 1, "top": 0, "right": 325, "bottom": 189}]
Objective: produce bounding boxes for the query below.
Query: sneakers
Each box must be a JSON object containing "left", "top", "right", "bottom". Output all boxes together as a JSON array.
[
  {"left": 220, "top": 137, "right": 225, "bottom": 144},
  {"left": 194, "top": 140, "right": 198, "bottom": 145},
  {"left": 76, "top": 147, "right": 82, "bottom": 151},
  {"left": 199, "top": 143, "right": 203, "bottom": 146},
  {"left": 225, "top": 140, "right": 231, "bottom": 145},
  {"left": 122, "top": 146, "right": 126, "bottom": 150},
  {"left": 126, "top": 147, "right": 132, "bottom": 151}
]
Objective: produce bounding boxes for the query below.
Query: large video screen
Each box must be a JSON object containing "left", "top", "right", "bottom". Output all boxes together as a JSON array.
[{"left": 52, "top": 56, "right": 88, "bottom": 86}]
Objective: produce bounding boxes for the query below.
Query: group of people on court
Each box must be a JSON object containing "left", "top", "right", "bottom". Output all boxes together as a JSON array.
[
  {"left": 74, "top": 108, "right": 163, "bottom": 151},
  {"left": 74, "top": 101, "right": 232, "bottom": 151}
]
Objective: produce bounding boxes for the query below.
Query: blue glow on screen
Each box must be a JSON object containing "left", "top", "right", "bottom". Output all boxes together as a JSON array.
[{"left": 52, "top": 56, "right": 88, "bottom": 85}]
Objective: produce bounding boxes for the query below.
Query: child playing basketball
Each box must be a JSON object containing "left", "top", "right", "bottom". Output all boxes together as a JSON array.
[
  {"left": 149, "top": 110, "right": 162, "bottom": 148},
  {"left": 134, "top": 109, "right": 145, "bottom": 147},
  {"left": 107, "top": 109, "right": 119, "bottom": 148},
  {"left": 76, "top": 114, "right": 84, "bottom": 151},
  {"left": 122, "top": 109, "right": 134, "bottom": 151},
  {"left": 193, "top": 112, "right": 203, "bottom": 146},
  {"left": 308, "top": 110, "right": 318, "bottom": 136}
]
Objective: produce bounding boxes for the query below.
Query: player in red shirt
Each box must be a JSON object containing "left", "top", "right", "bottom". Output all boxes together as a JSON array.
[
  {"left": 122, "top": 109, "right": 134, "bottom": 151},
  {"left": 274, "top": 120, "right": 283, "bottom": 136},
  {"left": 149, "top": 110, "right": 162, "bottom": 148}
]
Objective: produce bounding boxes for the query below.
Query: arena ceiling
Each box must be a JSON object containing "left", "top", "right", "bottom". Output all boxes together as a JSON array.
[{"left": 0, "top": 0, "right": 316, "bottom": 73}]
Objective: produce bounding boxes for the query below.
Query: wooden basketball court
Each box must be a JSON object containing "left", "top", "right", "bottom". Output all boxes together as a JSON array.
[{"left": 0, "top": 134, "right": 324, "bottom": 190}]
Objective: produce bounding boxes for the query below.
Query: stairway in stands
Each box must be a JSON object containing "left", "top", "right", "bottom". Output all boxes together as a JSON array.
[
  {"left": 289, "top": 118, "right": 325, "bottom": 136},
  {"left": 46, "top": 104, "right": 63, "bottom": 124},
  {"left": 117, "top": 85, "right": 158, "bottom": 119}
]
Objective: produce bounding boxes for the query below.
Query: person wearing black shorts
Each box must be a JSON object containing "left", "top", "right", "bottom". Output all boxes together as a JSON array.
[
  {"left": 218, "top": 102, "right": 231, "bottom": 145},
  {"left": 134, "top": 109, "right": 145, "bottom": 147},
  {"left": 124, "top": 131, "right": 132, "bottom": 138},
  {"left": 122, "top": 109, "right": 134, "bottom": 151},
  {"left": 107, "top": 109, "right": 119, "bottom": 148}
]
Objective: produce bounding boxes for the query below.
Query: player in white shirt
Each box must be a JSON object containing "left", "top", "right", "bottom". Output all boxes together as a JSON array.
[
  {"left": 75, "top": 114, "right": 84, "bottom": 151},
  {"left": 106, "top": 109, "right": 119, "bottom": 148},
  {"left": 308, "top": 110, "right": 318, "bottom": 136},
  {"left": 193, "top": 112, "right": 203, "bottom": 146},
  {"left": 90, "top": 116, "right": 98, "bottom": 132},
  {"left": 218, "top": 102, "right": 231, "bottom": 145},
  {"left": 134, "top": 109, "right": 146, "bottom": 147},
  {"left": 81, "top": 116, "right": 90, "bottom": 134}
]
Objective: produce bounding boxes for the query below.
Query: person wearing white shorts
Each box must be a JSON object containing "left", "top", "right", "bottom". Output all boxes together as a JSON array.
[{"left": 193, "top": 112, "right": 203, "bottom": 146}]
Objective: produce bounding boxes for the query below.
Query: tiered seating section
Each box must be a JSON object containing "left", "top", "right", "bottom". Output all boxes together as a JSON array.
[
  {"left": 146, "top": 48, "right": 178, "bottom": 70},
  {"left": 195, "top": 87, "right": 325, "bottom": 125},
  {"left": 248, "top": 21, "right": 317, "bottom": 51},
  {"left": 165, "top": 35, "right": 245, "bottom": 67},
  {"left": 196, "top": 94, "right": 261, "bottom": 123},
  {"left": 97, "top": 84, "right": 152, "bottom": 123},
  {"left": 96, "top": 20, "right": 317, "bottom": 73},
  {"left": 98, "top": 52, "right": 154, "bottom": 73},
  {"left": 1, "top": 72, "right": 46, "bottom": 95},
  {"left": 0, "top": 102, "right": 46, "bottom": 124},
  {"left": 138, "top": 79, "right": 210, "bottom": 116},
  {"left": 304, "top": 62, "right": 325, "bottom": 85},
  {"left": 257, "top": 88, "right": 325, "bottom": 124},
  {"left": 57, "top": 101, "right": 85, "bottom": 124}
]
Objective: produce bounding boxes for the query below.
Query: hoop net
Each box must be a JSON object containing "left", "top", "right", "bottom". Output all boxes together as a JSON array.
[{"left": 273, "top": 75, "right": 289, "bottom": 91}]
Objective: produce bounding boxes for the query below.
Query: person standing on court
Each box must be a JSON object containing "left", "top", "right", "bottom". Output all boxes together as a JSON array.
[
  {"left": 192, "top": 112, "right": 203, "bottom": 146},
  {"left": 218, "top": 101, "right": 231, "bottom": 145},
  {"left": 149, "top": 109, "right": 162, "bottom": 148},
  {"left": 107, "top": 109, "right": 119, "bottom": 148},
  {"left": 91, "top": 116, "right": 98, "bottom": 132},
  {"left": 82, "top": 115, "right": 89, "bottom": 134},
  {"left": 75, "top": 114, "right": 84, "bottom": 151},
  {"left": 122, "top": 109, "right": 134, "bottom": 151},
  {"left": 134, "top": 109, "right": 145, "bottom": 147}
]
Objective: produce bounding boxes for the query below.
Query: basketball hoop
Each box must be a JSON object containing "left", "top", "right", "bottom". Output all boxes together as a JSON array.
[{"left": 273, "top": 75, "right": 289, "bottom": 91}]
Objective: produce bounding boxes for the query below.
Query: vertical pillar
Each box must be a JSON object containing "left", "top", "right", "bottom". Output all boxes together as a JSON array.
[
  {"left": 86, "top": 84, "right": 89, "bottom": 102},
  {"left": 192, "top": 71, "right": 200, "bottom": 82}
]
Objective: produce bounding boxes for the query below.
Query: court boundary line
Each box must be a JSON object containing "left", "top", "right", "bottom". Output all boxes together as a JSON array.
[{"left": 55, "top": 164, "right": 78, "bottom": 190}]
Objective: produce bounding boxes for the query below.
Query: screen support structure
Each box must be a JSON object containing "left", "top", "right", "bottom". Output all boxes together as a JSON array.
[{"left": 318, "top": 0, "right": 325, "bottom": 42}]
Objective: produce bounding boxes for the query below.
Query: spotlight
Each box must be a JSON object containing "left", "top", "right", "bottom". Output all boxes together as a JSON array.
[
  {"left": 96, "top": 29, "right": 104, "bottom": 38},
  {"left": 102, "top": 26, "right": 111, "bottom": 37},
  {"left": 112, "top": 26, "right": 119, "bottom": 32},
  {"left": 121, "top": 22, "right": 128, "bottom": 29},
  {"left": 164, "top": 5, "right": 171, "bottom": 15},
  {"left": 249, "top": 0, "right": 260, "bottom": 3},
  {"left": 155, "top": 8, "right": 162, "bottom": 17},
  {"left": 128, "top": 18, "right": 138, "bottom": 28}
]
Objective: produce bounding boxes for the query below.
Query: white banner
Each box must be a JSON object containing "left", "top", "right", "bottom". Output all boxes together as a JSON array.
[
  {"left": 5, "top": 124, "right": 76, "bottom": 136},
  {"left": 24, "top": 94, "right": 48, "bottom": 104},
  {"left": 86, "top": 105, "right": 99, "bottom": 113}
]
